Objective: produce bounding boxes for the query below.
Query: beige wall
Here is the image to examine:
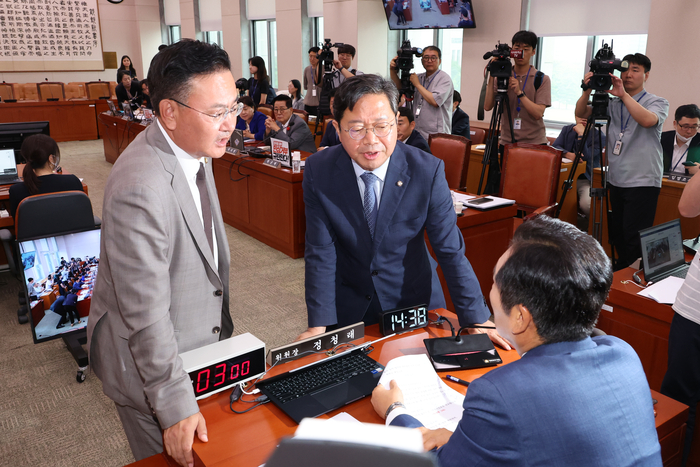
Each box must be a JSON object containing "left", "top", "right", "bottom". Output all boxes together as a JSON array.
[
  {"left": 276, "top": 0, "right": 304, "bottom": 92},
  {"left": 221, "top": 0, "right": 245, "bottom": 80}
]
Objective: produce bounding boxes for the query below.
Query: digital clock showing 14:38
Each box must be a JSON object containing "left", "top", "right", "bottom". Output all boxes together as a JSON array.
[{"left": 379, "top": 305, "right": 429, "bottom": 336}]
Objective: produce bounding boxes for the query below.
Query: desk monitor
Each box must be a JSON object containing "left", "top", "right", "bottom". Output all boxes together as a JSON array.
[
  {"left": 19, "top": 227, "right": 101, "bottom": 344},
  {"left": 0, "top": 121, "right": 50, "bottom": 163}
]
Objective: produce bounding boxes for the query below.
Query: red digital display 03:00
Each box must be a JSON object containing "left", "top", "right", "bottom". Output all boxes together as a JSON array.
[{"left": 188, "top": 347, "right": 266, "bottom": 398}]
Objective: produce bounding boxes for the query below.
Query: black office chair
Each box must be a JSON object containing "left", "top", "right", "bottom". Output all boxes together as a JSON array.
[{"left": 7, "top": 191, "right": 100, "bottom": 380}]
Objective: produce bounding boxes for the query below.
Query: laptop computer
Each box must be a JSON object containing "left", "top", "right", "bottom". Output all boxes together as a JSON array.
[
  {"left": 639, "top": 219, "right": 690, "bottom": 284},
  {"left": 0, "top": 148, "right": 23, "bottom": 184},
  {"left": 257, "top": 339, "right": 387, "bottom": 424}
]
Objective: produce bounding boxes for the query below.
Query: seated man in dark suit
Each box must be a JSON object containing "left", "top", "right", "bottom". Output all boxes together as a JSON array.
[
  {"left": 450, "top": 90, "right": 470, "bottom": 139},
  {"left": 319, "top": 89, "right": 341, "bottom": 150},
  {"left": 265, "top": 95, "right": 317, "bottom": 153},
  {"left": 372, "top": 216, "right": 663, "bottom": 467},
  {"left": 115, "top": 70, "right": 142, "bottom": 109},
  {"left": 396, "top": 107, "right": 431, "bottom": 154},
  {"left": 661, "top": 104, "right": 700, "bottom": 174}
]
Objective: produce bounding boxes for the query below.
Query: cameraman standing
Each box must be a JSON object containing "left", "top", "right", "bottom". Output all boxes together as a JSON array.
[
  {"left": 331, "top": 44, "right": 363, "bottom": 89},
  {"left": 390, "top": 45, "right": 454, "bottom": 140},
  {"left": 484, "top": 31, "right": 551, "bottom": 146},
  {"left": 575, "top": 53, "right": 669, "bottom": 270}
]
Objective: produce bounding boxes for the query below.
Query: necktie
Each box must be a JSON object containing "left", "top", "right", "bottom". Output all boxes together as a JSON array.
[
  {"left": 196, "top": 163, "right": 214, "bottom": 253},
  {"left": 360, "top": 172, "right": 379, "bottom": 239}
]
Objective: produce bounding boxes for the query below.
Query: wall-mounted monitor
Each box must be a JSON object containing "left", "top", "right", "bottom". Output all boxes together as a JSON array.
[{"left": 382, "top": 0, "right": 475, "bottom": 30}]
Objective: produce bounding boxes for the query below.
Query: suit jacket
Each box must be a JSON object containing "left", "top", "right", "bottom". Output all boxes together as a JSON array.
[
  {"left": 661, "top": 130, "right": 700, "bottom": 172},
  {"left": 319, "top": 120, "right": 340, "bottom": 148},
  {"left": 405, "top": 130, "right": 432, "bottom": 154},
  {"left": 267, "top": 113, "right": 317, "bottom": 153},
  {"left": 393, "top": 337, "right": 662, "bottom": 467},
  {"left": 87, "top": 122, "right": 233, "bottom": 429},
  {"left": 451, "top": 107, "right": 470, "bottom": 139},
  {"left": 303, "top": 142, "right": 489, "bottom": 328},
  {"left": 115, "top": 82, "right": 141, "bottom": 106},
  {"left": 236, "top": 111, "right": 267, "bottom": 141}
]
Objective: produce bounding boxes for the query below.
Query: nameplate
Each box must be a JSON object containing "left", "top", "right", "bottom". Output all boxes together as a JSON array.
[
  {"left": 263, "top": 158, "right": 281, "bottom": 168},
  {"left": 266, "top": 322, "right": 365, "bottom": 366},
  {"left": 667, "top": 173, "right": 690, "bottom": 183}
]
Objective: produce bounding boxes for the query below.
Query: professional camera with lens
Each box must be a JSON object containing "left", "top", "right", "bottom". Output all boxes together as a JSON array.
[
  {"left": 235, "top": 77, "right": 249, "bottom": 95},
  {"left": 396, "top": 40, "right": 423, "bottom": 101},
  {"left": 483, "top": 42, "right": 523, "bottom": 92},
  {"left": 319, "top": 38, "right": 345, "bottom": 74},
  {"left": 583, "top": 42, "right": 629, "bottom": 92}
]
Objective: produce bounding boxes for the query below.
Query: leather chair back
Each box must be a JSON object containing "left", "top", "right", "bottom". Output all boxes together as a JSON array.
[
  {"left": 38, "top": 82, "right": 65, "bottom": 101},
  {"left": 293, "top": 108, "right": 309, "bottom": 123},
  {"left": 469, "top": 128, "right": 486, "bottom": 144},
  {"left": 428, "top": 133, "right": 471, "bottom": 190},
  {"left": 0, "top": 83, "right": 14, "bottom": 101},
  {"left": 108, "top": 81, "right": 118, "bottom": 99},
  {"left": 15, "top": 191, "right": 96, "bottom": 240},
  {"left": 85, "top": 81, "right": 111, "bottom": 100},
  {"left": 64, "top": 84, "right": 85, "bottom": 100},
  {"left": 258, "top": 104, "right": 273, "bottom": 119},
  {"left": 17, "top": 83, "right": 39, "bottom": 101},
  {"left": 500, "top": 143, "right": 562, "bottom": 213},
  {"left": 68, "top": 82, "right": 87, "bottom": 98}
]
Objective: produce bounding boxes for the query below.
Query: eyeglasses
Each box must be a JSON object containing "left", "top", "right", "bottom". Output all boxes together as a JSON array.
[
  {"left": 422, "top": 56, "right": 439, "bottom": 62},
  {"left": 341, "top": 121, "right": 395, "bottom": 140},
  {"left": 172, "top": 99, "right": 243, "bottom": 124},
  {"left": 273, "top": 107, "right": 290, "bottom": 114},
  {"left": 678, "top": 124, "right": 700, "bottom": 131}
]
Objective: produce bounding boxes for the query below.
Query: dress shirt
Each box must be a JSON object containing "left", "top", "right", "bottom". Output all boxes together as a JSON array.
[
  {"left": 279, "top": 116, "right": 293, "bottom": 135},
  {"left": 351, "top": 157, "right": 390, "bottom": 208},
  {"left": 156, "top": 119, "right": 218, "bottom": 266},
  {"left": 671, "top": 136, "right": 691, "bottom": 172}
]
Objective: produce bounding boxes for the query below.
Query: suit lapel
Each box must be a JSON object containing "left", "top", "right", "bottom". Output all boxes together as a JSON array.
[
  {"left": 373, "top": 147, "right": 410, "bottom": 253},
  {"left": 146, "top": 123, "right": 220, "bottom": 280},
  {"left": 333, "top": 150, "right": 374, "bottom": 254}
]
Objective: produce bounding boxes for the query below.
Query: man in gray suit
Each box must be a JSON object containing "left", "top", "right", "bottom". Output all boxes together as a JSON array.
[
  {"left": 87, "top": 39, "right": 240, "bottom": 466},
  {"left": 265, "top": 94, "right": 318, "bottom": 153}
]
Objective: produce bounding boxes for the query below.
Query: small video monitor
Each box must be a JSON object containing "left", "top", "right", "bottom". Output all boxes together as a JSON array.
[
  {"left": 122, "top": 102, "right": 134, "bottom": 121},
  {"left": 107, "top": 99, "right": 120, "bottom": 115},
  {"left": 19, "top": 227, "right": 101, "bottom": 344}
]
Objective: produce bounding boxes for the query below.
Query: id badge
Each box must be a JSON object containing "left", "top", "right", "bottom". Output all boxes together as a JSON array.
[
  {"left": 312, "top": 88, "right": 316, "bottom": 97},
  {"left": 415, "top": 107, "right": 421, "bottom": 116},
  {"left": 513, "top": 118, "right": 522, "bottom": 130},
  {"left": 613, "top": 140, "right": 623, "bottom": 156}
]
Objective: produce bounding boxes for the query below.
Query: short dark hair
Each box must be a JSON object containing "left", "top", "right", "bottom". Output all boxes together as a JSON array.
[
  {"left": 453, "top": 90, "right": 462, "bottom": 104},
  {"left": 117, "top": 70, "right": 130, "bottom": 83},
  {"left": 147, "top": 39, "right": 231, "bottom": 117},
  {"left": 273, "top": 94, "right": 293, "bottom": 109},
  {"left": 308, "top": 46, "right": 320, "bottom": 54},
  {"left": 237, "top": 95, "right": 256, "bottom": 110},
  {"left": 398, "top": 107, "right": 414, "bottom": 123},
  {"left": 333, "top": 74, "right": 399, "bottom": 124},
  {"left": 158, "top": 44, "right": 168, "bottom": 51},
  {"left": 495, "top": 216, "right": 612, "bottom": 344},
  {"left": 675, "top": 104, "right": 700, "bottom": 122},
  {"left": 623, "top": 53, "right": 651, "bottom": 73},
  {"left": 140, "top": 78, "right": 148, "bottom": 88},
  {"left": 512, "top": 30, "right": 538, "bottom": 50},
  {"left": 423, "top": 45, "right": 441, "bottom": 60},
  {"left": 337, "top": 44, "right": 356, "bottom": 57}
]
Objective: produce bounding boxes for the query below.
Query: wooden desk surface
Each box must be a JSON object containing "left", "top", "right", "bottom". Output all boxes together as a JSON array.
[
  {"left": 179, "top": 310, "right": 686, "bottom": 467},
  {"left": 0, "top": 99, "right": 100, "bottom": 142}
]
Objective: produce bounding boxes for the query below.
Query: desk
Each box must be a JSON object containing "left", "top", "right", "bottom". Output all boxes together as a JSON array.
[
  {"left": 97, "top": 112, "right": 148, "bottom": 164},
  {"left": 140, "top": 310, "right": 685, "bottom": 467},
  {"left": 590, "top": 168, "right": 700, "bottom": 256},
  {"left": 0, "top": 100, "right": 99, "bottom": 142}
]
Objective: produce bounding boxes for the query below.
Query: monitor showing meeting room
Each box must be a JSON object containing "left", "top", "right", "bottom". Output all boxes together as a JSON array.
[{"left": 383, "top": 0, "right": 475, "bottom": 30}]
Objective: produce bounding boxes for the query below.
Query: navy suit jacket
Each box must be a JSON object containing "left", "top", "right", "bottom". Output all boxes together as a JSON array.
[
  {"left": 451, "top": 107, "right": 470, "bottom": 139},
  {"left": 405, "top": 130, "right": 432, "bottom": 154},
  {"left": 303, "top": 142, "right": 489, "bottom": 328},
  {"left": 320, "top": 121, "right": 340, "bottom": 147},
  {"left": 236, "top": 111, "right": 267, "bottom": 141},
  {"left": 393, "top": 336, "right": 662, "bottom": 467},
  {"left": 661, "top": 130, "right": 700, "bottom": 172}
]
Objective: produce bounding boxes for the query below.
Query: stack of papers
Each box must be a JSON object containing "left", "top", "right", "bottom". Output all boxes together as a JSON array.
[{"left": 638, "top": 276, "right": 684, "bottom": 304}]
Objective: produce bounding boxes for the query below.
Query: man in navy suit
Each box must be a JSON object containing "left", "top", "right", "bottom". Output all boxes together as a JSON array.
[
  {"left": 396, "top": 108, "right": 432, "bottom": 154},
  {"left": 298, "top": 74, "right": 509, "bottom": 350},
  {"left": 372, "top": 216, "right": 662, "bottom": 467}
]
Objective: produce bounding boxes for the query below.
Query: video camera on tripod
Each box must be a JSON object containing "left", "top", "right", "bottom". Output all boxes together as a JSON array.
[
  {"left": 483, "top": 42, "right": 523, "bottom": 92},
  {"left": 395, "top": 40, "right": 423, "bottom": 102},
  {"left": 582, "top": 41, "right": 628, "bottom": 120},
  {"left": 319, "top": 38, "right": 345, "bottom": 75}
]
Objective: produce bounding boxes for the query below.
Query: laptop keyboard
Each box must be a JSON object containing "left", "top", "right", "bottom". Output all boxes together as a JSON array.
[
  {"left": 668, "top": 268, "right": 688, "bottom": 279},
  {"left": 262, "top": 351, "right": 381, "bottom": 403}
]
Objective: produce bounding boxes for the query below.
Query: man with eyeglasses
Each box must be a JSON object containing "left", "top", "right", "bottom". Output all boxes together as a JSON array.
[
  {"left": 661, "top": 104, "right": 700, "bottom": 175},
  {"left": 265, "top": 95, "right": 317, "bottom": 154},
  {"left": 88, "top": 40, "right": 239, "bottom": 466},
  {"left": 576, "top": 53, "right": 669, "bottom": 270},
  {"left": 390, "top": 45, "right": 454, "bottom": 141},
  {"left": 298, "top": 74, "right": 511, "bottom": 353}
]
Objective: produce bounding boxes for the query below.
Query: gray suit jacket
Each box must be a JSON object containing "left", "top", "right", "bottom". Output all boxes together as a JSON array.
[
  {"left": 267, "top": 113, "right": 318, "bottom": 154},
  {"left": 87, "top": 122, "right": 233, "bottom": 429}
]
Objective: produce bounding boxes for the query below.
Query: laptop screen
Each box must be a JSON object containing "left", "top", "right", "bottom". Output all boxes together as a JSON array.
[
  {"left": 0, "top": 148, "right": 17, "bottom": 175},
  {"left": 19, "top": 227, "right": 101, "bottom": 344},
  {"left": 639, "top": 219, "right": 685, "bottom": 279}
]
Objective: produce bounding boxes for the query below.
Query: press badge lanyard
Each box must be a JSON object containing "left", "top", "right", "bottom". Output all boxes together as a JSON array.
[
  {"left": 250, "top": 80, "right": 258, "bottom": 100},
  {"left": 614, "top": 91, "right": 647, "bottom": 156},
  {"left": 671, "top": 146, "right": 690, "bottom": 172},
  {"left": 416, "top": 71, "right": 439, "bottom": 116}
]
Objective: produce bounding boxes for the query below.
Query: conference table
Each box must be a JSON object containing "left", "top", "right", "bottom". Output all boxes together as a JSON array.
[
  {"left": 97, "top": 112, "right": 148, "bottom": 164},
  {"left": 131, "top": 309, "right": 689, "bottom": 467}
]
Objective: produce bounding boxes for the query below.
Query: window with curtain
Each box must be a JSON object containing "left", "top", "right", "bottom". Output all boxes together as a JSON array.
[
  {"left": 169, "top": 25, "right": 181, "bottom": 44},
  {"left": 252, "top": 20, "right": 277, "bottom": 90}
]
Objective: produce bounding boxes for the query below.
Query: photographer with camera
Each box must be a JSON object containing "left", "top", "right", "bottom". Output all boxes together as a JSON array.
[
  {"left": 483, "top": 31, "right": 550, "bottom": 146},
  {"left": 331, "top": 44, "right": 363, "bottom": 89},
  {"left": 303, "top": 47, "right": 322, "bottom": 116},
  {"left": 390, "top": 45, "right": 454, "bottom": 140},
  {"left": 576, "top": 53, "right": 669, "bottom": 270}
]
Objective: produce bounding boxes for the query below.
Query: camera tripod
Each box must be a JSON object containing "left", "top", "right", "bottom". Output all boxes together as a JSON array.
[{"left": 477, "top": 87, "right": 514, "bottom": 195}]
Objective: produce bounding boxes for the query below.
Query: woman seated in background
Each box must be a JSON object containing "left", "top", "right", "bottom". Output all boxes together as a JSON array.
[
  {"left": 289, "top": 79, "right": 304, "bottom": 110},
  {"left": 235, "top": 96, "right": 267, "bottom": 141},
  {"left": 116, "top": 55, "right": 138, "bottom": 83},
  {"left": 9, "top": 134, "right": 83, "bottom": 218}
]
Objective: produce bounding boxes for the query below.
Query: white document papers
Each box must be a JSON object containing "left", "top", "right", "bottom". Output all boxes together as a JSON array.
[
  {"left": 638, "top": 276, "right": 685, "bottom": 304},
  {"left": 294, "top": 417, "right": 423, "bottom": 452},
  {"left": 452, "top": 192, "right": 516, "bottom": 211},
  {"left": 378, "top": 354, "right": 465, "bottom": 431}
]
